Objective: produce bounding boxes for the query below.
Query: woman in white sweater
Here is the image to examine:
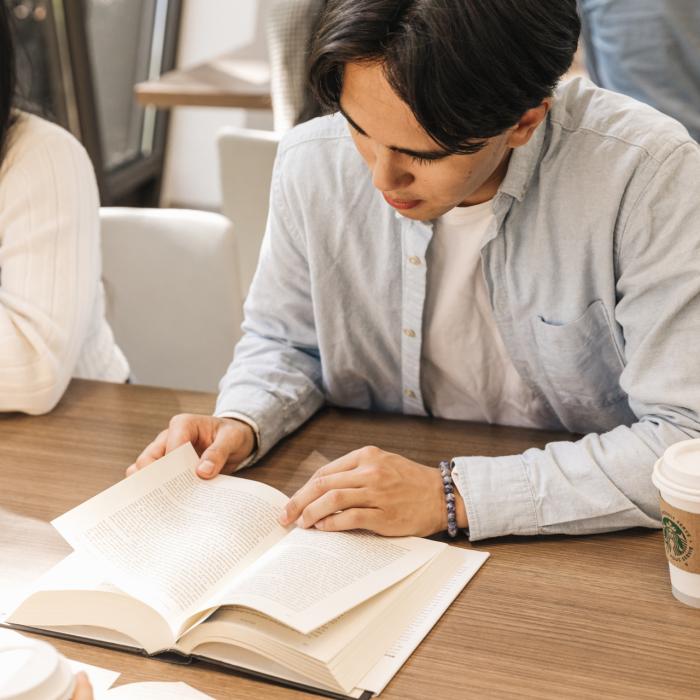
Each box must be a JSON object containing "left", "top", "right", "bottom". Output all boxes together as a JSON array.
[{"left": 0, "top": 6, "right": 128, "bottom": 415}]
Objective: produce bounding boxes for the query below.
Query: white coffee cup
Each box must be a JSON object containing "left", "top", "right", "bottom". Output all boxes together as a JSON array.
[
  {"left": 652, "top": 439, "right": 700, "bottom": 608},
  {"left": 0, "top": 630, "right": 75, "bottom": 700}
]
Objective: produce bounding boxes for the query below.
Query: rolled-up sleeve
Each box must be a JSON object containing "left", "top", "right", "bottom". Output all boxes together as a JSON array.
[
  {"left": 215, "top": 145, "right": 325, "bottom": 459},
  {"left": 453, "top": 141, "right": 700, "bottom": 541}
]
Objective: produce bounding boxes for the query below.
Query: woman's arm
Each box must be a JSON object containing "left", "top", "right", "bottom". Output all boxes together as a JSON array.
[{"left": 0, "top": 119, "right": 101, "bottom": 413}]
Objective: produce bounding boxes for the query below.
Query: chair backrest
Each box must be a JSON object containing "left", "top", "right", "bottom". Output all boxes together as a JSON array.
[
  {"left": 217, "top": 126, "right": 280, "bottom": 299},
  {"left": 100, "top": 207, "right": 243, "bottom": 392},
  {"left": 267, "top": 0, "right": 327, "bottom": 130}
]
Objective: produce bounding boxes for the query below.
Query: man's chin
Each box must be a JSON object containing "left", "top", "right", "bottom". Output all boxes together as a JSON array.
[{"left": 394, "top": 203, "right": 448, "bottom": 222}]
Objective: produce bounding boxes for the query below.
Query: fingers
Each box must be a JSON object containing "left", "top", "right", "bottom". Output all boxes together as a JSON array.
[
  {"left": 164, "top": 414, "right": 202, "bottom": 456},
  {"left": 279, "top": 468, "right": 368, "bottom": 526},
  {"left": 72, "top": 672, "right": 94, "bottom": 700},
  {"left": 314, "top": 507, "right": 383, "bottom": 533},
  {"left": 197, "top": 434, "right": 234, "bottom": 478},
  {"left": 280, "top": 446, "right": 442, "bottom": 537},
  {"left": 196, "top": 419, "right": 256, "bottom": 479},
  {"left": 125, "top": 415, "right": 255, "bottom": 480},
  {"left": 298, "top": 486, "right": 372, "bottom": 528},
  {"left": 312, "top": 447, "right": 376, "bottom": 479},
  {"left": 126, "top": 429, "right": 168, "bottom": 476},
  {"left": 126, "top": 413, "right": 201, "bottom": 477}
]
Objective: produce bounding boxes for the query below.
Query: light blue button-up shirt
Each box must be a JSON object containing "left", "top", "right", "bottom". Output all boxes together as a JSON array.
[{"left": 216, "top": 78, "right": 700, "bottom": 541}]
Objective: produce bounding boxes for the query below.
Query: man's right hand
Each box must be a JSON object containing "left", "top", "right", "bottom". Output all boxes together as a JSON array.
[{"left": 126, "top": 414, "right": 256, "bottom": 479}]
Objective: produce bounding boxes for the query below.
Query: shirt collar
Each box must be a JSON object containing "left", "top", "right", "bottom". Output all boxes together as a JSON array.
[{"left": 497, "top": 114, "right": 549, "bottom": 203}]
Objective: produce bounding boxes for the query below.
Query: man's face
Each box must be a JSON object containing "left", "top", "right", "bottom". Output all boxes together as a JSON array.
[{"left": 340, "top": 62, "right": 514, "bottom": 221}]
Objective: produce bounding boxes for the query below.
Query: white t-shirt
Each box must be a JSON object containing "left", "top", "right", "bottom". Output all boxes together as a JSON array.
[
  {"left": 421, "top": 200, "right": 548, "bottom": 428},
  {"left": 0, "top": 113, "right": 129, "bottom": 414}
]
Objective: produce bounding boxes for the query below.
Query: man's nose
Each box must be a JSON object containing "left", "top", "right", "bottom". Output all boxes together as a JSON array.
[{"left": 371, "top": 147, "right": 413, "bottom": 192}]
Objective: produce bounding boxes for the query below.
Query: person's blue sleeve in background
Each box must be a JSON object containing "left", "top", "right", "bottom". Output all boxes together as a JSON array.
[{"left": 578, "top": 0, "right": 700, "bottom": 142}]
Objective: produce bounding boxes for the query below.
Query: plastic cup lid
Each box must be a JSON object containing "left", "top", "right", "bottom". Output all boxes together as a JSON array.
[
  {"left": 652, "top": 439, "right": 700, "bottom": 496},
  {"left": 0, "top": 630, "right": 75, "bottom": 700}
]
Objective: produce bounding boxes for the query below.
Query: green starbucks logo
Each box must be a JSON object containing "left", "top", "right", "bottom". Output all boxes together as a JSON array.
[{"left": 662, "top": 514, "right": 694, "bottom": 565}]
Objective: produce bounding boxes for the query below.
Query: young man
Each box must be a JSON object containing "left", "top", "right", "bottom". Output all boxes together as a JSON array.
[{"left": 131, "top": 0, "right": 700, "bottom": 541}]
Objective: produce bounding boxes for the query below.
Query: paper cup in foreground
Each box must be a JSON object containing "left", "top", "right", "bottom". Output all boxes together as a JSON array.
[
  {"left": 652, "top": 439, "right": 700, "bottom": 608},
  {"left": 0, "top": 630, "right": 75, "bottom": 700}
]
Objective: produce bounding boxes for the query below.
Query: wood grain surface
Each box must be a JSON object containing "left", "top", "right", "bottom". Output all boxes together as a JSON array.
[{"left": 1, "top": 379, "right": 698, "bottom": 699}]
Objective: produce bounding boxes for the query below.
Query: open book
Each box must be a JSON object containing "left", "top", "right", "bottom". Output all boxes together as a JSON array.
[{"left": 6, "top": 444, "right": 488, "bottom": 699}]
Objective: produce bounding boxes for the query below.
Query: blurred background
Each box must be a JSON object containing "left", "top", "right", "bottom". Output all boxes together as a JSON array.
[
  {"left": 6, "top": 0, "right": 595, "bottom": 215},
  {"left": 7, "top": 0, "right": 275, "bottom": 210},
  {"left": 6, "top": 0, "right": 696, "bottom": 393}
]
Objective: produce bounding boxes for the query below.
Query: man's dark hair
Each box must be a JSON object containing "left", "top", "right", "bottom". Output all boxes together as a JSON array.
[
  {"left": 309, "top": 0, "right": 580, "bottom": 154},
  {"left": 0, "top": 2, "right": 17, "bottom": 166}
]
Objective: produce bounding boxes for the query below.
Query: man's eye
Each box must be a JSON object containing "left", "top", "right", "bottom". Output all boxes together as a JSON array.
[{"left": 410, "top": 155, "right": 437, "bottom": 166}]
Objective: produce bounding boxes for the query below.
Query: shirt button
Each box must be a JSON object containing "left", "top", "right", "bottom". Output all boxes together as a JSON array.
[
  {"left": 408, "top": 256, "right": 422, "bottom": 266},
  {"left": 403, "top": 328, "right": 416, "bottom": 338},
  {"left": 404, "top": 388, "right": 416, "bottom": 399}
]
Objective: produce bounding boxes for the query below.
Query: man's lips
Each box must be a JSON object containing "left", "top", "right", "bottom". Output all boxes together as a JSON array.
[{"left": 382, "top": 193, "right": 422, "bottom": 210}]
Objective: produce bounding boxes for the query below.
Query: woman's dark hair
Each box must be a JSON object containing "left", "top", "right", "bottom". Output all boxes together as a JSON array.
[
  {"left": 309, "top": 0, "right": 580, "bottom": 154},
  {"left": 0, "top": 2, "right": 17, "bottom": 165}
]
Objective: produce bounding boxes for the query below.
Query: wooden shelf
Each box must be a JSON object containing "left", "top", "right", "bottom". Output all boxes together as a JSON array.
[{"left": 135, "top": 54, "right": 272, "bottom": 109}]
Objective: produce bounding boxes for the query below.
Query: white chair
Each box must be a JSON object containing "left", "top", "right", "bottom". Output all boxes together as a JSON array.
[
  {"left": 100, "top": 207, "right": 243, "bottom": 392},
  {"left": 217, "top": 126, "right": 280, "bottom": 299},
  {"left": 267, "top": 0, "right": 327, "bottom": 130}
]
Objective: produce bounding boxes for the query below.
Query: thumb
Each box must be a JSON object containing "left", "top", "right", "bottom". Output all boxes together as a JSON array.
[
  {"left": 197, "top": 441, "right": 230, "bottom": 478},
  {"left": 196, "top": 423, "right": 252, "bottom": 478}
]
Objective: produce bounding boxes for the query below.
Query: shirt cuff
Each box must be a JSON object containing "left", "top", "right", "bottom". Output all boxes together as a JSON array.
[
  {"left": 215, "top": 411, "right": 261, "bottom": 471},
  {"left": 451, "top": 454, "right": 540, "bottom": 541}
]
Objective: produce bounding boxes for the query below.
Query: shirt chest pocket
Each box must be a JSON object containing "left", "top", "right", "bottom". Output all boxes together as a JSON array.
[{"left": 532, "top": 299, "right": 627, "bottom": 409}]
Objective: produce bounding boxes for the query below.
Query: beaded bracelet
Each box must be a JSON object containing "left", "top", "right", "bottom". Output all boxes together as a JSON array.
[{"left": 439, "top": 460, "right": 458, "bottom": 538}]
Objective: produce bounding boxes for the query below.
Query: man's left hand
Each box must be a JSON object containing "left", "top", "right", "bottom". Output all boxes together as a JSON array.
[{"left": 278, "top": 446, "right": 468, "bottom": 537}]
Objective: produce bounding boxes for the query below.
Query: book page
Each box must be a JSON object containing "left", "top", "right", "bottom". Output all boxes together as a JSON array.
[
  {"left": 6, "top": 553, "right": 174, "bottom": 652},
  {"left": 182, "top": 547, "right": 489, "bottom": 695},
  {"left": 103, "top": 682, "right": 213, "bottom": 699},
  {"left": 356, "top": 546, "right": 489, "bottom": 695},
  {"left": 218, "top": 527, "right": 445, "bottom": 633},
  {"left": 182, "top": 556, "right": 436, "bottom": 663},
  {"left": 52, "top": 443, "right": 290, "bottom": 633}
]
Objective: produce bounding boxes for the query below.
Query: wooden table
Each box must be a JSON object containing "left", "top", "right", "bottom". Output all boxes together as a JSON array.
[
  {"left": 134, "top": 54, "right": 272, "bottom": 110},
  {"left": 1, "top": 380, "right": 698, "bottom": 699}
]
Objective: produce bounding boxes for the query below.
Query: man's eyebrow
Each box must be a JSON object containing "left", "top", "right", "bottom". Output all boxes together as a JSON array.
[{"left": 338, "top": 104, "right": 451, "bottom": 161}]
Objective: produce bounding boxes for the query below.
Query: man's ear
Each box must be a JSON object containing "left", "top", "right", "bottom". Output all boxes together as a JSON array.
[{"left": 506, "top": 98, "right": 552, "bottom": 148}]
